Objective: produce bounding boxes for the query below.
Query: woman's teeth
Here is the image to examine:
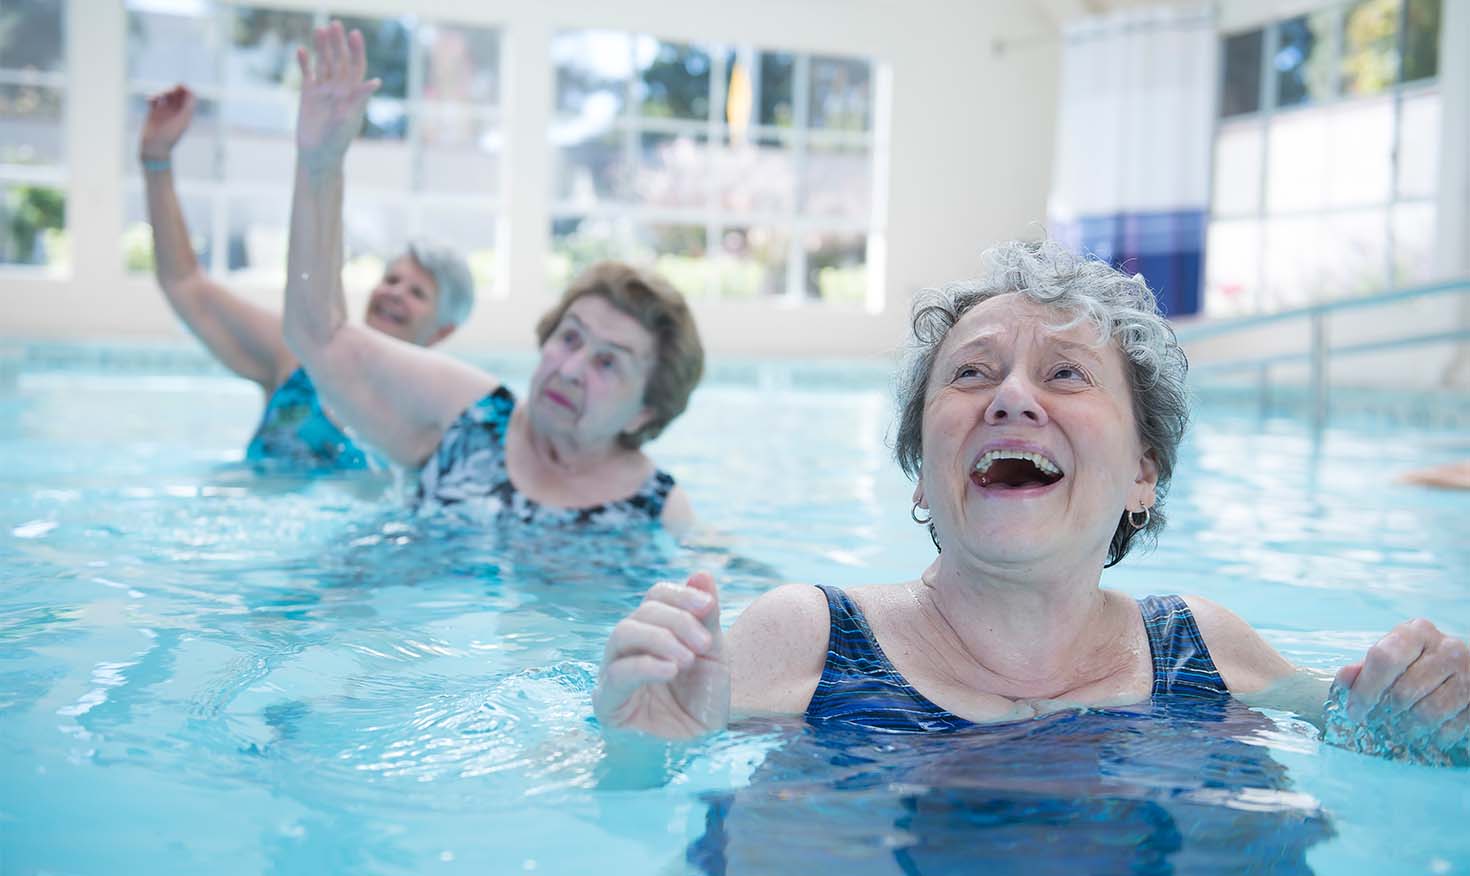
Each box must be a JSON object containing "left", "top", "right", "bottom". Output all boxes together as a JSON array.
[{"left": 973, "top": 449, "right": 1061, "bottom": 477}]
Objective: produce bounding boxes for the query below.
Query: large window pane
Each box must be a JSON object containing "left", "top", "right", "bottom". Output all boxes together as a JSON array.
[
  {"left": 554, "top": 128, "right": 626, "bottom": 206},
  {"left": 122, "top": 186, "right": 213, "bottom": 274},
  {"left": 549, "top": 215, "right": 624, "bottom": 293},
  {"left": 1322, "top": 209, "right": 1389, "bottom": 296},
  {"left": 0, "top": 0, "right": 65, "bottom": 73},
  {"left": 226, "top": 192, "right": 289, "bottom": 282},
  {"left": 757, "top": 52, "right": 796, "bottom": 127},
  {"left": 1391, "top": 203, "right": 1435, "bottom": 285},
  {"left": 1220, "top": 29, "right": 1263, "bottom": 117},
  {"left": 419, "top": 205, "right": 497, "bottom": 294},
  {"left": 1261, "top": 215, "right": 1322, "bottom": 309},
  {"left": 809, "top": 56, "right": 870, "bottom": 131},
  {"left": 718, "top": 226, "right": 788, "bottom": 298},
  {"left": 128, "top": 8, "right": 218, "bottom": 87},
  {"left": 715, "top": 134, "right": 795, "bottom": 214},
  {"left": 1211, "top": 122, "right": 1262, "bottom": 216},
  {"left": 1325, "top": 99, "right": 1393, "bottom": 207},
  {"left": 420, "top": 24, "right": 499, "bottom": 108},
  {"left": 1401, "top": 0, "right": 1441, "bottom": 82},
  {"left": 1266, "top": 107, "right": 1330, "bottom": 212},
  {"left": 638, "top": 223, "right": 712, "bottom": 299},
  {"left": 636, "top": 38, "right": 710, "bottom": 121},
  {"left": 228, "top": 7, "right": 312, "bottom": 89},
  {"left": 805, "top": 231, "right": 866, "bottom": 302},
  {"left": 0, "top": 182, "right": 65, "bottom": 267},
  {"left": 633, "top": 131, "right": 707, "bottom": 208},
  {"left": 1274, "top": 12, "right": 1336, "bottom": 108},
  {"left": 1396, "top": 93, "right": 1439, "bottom": 200},
  {"left": 0, "top": 84, "right": 63, "bottom": 166},
  {"left": 1204, "top": 219, "right": 1261, "bottom": 316},
  {"left": 344, "top": 138, "right": 411, "bottom": 191},
  {"left": 1340, "top": 0, "right": 1400, "bottom": 97},
  {"left": 124, "top": 94, "right": 220, "bottom": 179},
  {"left": 804, "top": 142, "right": 871, "bottom": 219},
  {"left": 553, "top": 31, "right": 631, "bottom": 121},
  {"left": 339, "top": 16, "right": 411, "bottom": 101},
  {"left": 419, "top": 109, "right": 499, "bottom": 195}
]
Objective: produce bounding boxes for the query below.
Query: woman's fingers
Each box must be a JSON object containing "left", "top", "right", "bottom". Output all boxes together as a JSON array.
[
  {"left": 601, "top": 655, "right": 680, "bottom": 694},
  {"left": 313, "top": 25, "right": 333, "bottom": 81},
  {"left": 1347, "top": 620, "right": 1433, "bottom": 721},
  {"left": 631, "top": 600, "right": 714, "bottom": 654},
  {"left": 607, "top": 617, "right": 697, "bottom": 668},
  {"left": 296, "top": 45, "right": 312, "bottom": 83},
  {"left": 347, "top": 28, "right": 368, "bottom": 83},
  {"left": 643, "top": 580, "right": 715, "bottom": 616}
]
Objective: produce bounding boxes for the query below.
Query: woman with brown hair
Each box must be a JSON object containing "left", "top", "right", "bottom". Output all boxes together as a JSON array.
[{"left": 283, "top": 22, "right": 703, "bottom": 531}]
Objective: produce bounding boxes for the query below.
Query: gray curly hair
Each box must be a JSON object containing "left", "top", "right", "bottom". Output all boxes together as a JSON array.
[{"left": 894, "top": 239, "right": 1190, "bottom": 567}]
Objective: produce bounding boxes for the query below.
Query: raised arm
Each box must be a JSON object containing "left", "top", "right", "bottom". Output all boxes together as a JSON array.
[
  {"left": 284, "top": 22, "right": 497, "bottom": 468},
  {"left": 140, "top": 85, "right": 291, "bottom": 390}
]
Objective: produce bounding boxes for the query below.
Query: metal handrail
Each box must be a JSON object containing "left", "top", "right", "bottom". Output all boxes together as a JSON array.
[{"left": 1173, "top": 277, "right": 1470, "bottom": 429}]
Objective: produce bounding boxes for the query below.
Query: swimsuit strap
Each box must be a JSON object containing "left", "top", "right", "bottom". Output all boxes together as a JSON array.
[
  {"left": 1138, "top": 594, "right": 1229, "bottom": 699},
  {"left": 805, "top": 584, "right": 974, "bottom": 733}
]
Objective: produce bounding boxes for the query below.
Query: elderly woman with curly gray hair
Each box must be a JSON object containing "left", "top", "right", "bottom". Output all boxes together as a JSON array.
[{"left": 594, "top": 239, "right": 1469, "bottom": 763}]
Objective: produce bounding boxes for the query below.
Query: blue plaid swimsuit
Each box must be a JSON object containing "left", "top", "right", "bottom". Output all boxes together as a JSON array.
[
  {"left": 805, "top": 586, "right": 1228, "bottom": 732},
  {"left": 244, "top": 367, "right": 379, "bottom": 471}
]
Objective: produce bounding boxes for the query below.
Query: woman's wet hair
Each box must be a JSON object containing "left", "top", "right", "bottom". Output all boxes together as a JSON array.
[
  {"left": 536, "top": 261, "right": 705, "bottom": 449},
  {"left": 893, "top": 239, "right": 1190, "bottom": 566}
]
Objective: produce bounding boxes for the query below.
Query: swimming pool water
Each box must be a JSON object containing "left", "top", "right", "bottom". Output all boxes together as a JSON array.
[{"left": 1, "top": 364, "right": 1468, "bottom": 874}]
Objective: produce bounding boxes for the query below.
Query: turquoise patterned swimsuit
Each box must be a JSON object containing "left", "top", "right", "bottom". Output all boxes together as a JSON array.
[
  {"left": 244, "top": 367, "right": 378, "bottom": 471},
  {"left": 806, "top": 588, "right": 1228, "bottom": 732}
]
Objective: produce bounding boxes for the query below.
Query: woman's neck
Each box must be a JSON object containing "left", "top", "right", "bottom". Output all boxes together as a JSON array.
[
  {"left": 918, "top": 553, "right": 1132, "bottom": 696},
  {"left": 515, "top": 407, "right": 623, "bottom": 478}
]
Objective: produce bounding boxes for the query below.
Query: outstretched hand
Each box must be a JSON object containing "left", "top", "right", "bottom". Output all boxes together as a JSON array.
[
  {"left": 294, "top": 20, "right": 380, "bottom": 172},
  {"left": 139, "top": 85, "right": 195, "bottom": 161},
  {"left": 593, "top": 572, "right": 729, "bottom": 740},
  {"left": 1332, "top": 618, "right": 1470, "bottom": 753}
]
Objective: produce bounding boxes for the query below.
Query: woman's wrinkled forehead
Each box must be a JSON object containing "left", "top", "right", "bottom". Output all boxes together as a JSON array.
[{"left": 936, "top": 293, "right": 1110, "bottom": 365}]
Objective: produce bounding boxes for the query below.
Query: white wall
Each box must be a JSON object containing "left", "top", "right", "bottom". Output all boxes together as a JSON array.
[{"left": 0, "top": 0, "right": 1062, "bottom": 360}]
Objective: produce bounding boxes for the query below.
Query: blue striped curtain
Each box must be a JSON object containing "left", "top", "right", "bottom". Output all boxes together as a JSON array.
[{"left": 1047, "top": 6, "right": 1216, "bottom": 318}]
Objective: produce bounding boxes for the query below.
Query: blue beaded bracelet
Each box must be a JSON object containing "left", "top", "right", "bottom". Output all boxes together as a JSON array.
[{"left": 140, "top": 157, "right": 171, "bottom": 173}]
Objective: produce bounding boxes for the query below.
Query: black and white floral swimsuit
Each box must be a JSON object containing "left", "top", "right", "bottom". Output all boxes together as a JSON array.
[{"left": 415, "top": 386, "right": 676, "bottom": 527}]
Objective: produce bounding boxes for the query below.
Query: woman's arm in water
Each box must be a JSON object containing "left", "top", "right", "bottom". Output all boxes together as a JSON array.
[
  {"left": 1187, "top": 596, "right": 1470, "bottom": 761},
  {"left": 283, "top": 22, "right": 497, "bottom": 469},
  {"left": 141, "top": 85, "right": 292, "bottom": 391}
]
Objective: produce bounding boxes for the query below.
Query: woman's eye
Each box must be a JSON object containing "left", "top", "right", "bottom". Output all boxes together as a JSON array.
[
  {"left": 594, "top": 353, "right": 617, "bottom": 371},
  {"left": 560, "top": 329, "right": 580, "bottom": 345},
  {"left": 954, "top": 364, "right": 986, "bottom": 381},
  {"left": 1050, "top": 365, "right": 1086, "bottom": 382}
]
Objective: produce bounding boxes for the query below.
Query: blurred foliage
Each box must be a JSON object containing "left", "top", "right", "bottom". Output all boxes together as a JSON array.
[
  {"left": 2, "top": 184, "right": 64, "bottom": 265},
  {"left": 1402, "top": 0, "right": 1441, "bottom": 82},
  {"left": 639, "top": 41, "right": 709, "bottom": 120},
  {"left": 1342, "top": 0, "right": 1400, "bottom": 96}
]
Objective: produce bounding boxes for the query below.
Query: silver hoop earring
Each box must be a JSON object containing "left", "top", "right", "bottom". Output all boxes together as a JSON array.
[
  {"left": 1128, "top": 507, "right": 1150, "bottom": 530},
  {"left": 911, "top": 502, "right": 932, "bottom": 525}
]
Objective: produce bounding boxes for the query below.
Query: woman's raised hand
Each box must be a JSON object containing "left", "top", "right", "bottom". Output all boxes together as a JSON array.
[
  {"left": 139, "top": 85, "right": 196, "bottom": 161},
  {"left": 294, "top": 21, "right": 380, "bottom": 172},
  {"left": 594, "top": 573, "right": 729, "bottom": 740},
  {"left": 1334, "top": 618, "right": 1470, "bottom": 753}
]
